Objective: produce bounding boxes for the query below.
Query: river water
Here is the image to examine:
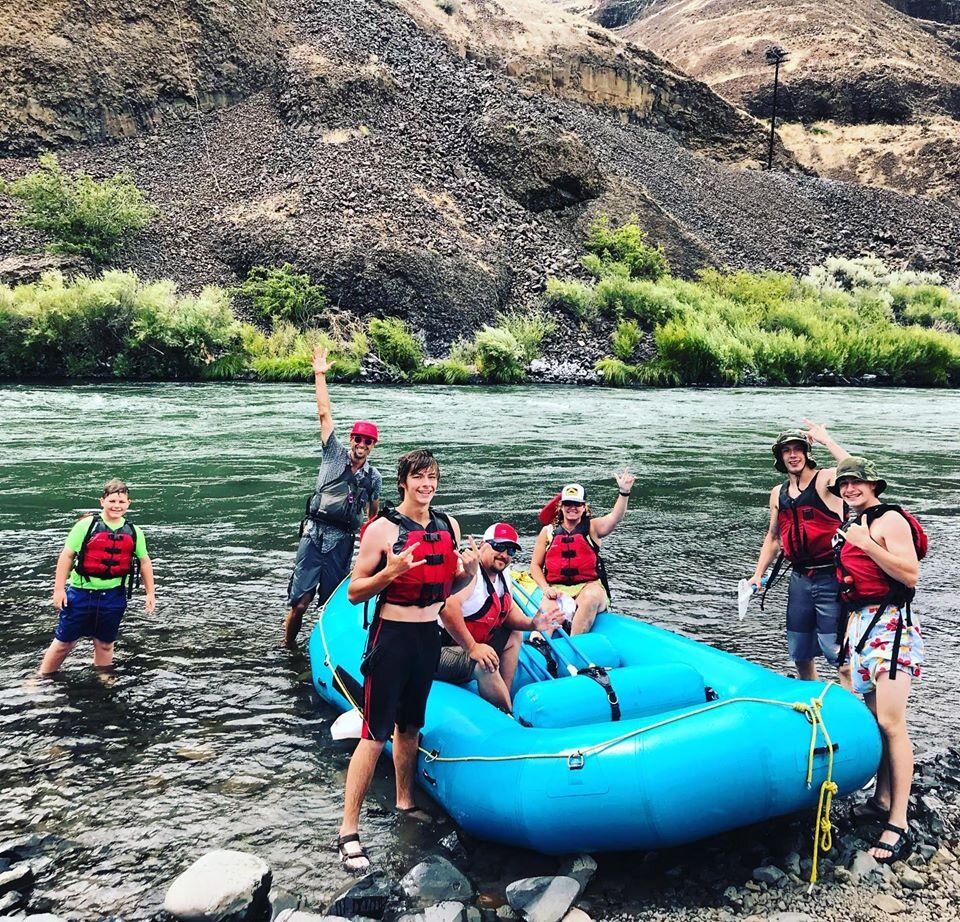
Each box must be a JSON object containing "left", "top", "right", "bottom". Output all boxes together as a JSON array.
[{"left": 1, "top": 383, "right": 958, "bottom": 919}]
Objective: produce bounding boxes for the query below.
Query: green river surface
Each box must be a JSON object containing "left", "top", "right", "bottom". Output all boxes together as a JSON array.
[{"left": 1, "top": 382, "right": 958, "bottom": 918}]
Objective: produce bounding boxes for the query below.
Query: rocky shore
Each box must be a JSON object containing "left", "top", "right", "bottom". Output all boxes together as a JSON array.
[{"left": 3, "top": 747, "right": 957, "bottom": 922}]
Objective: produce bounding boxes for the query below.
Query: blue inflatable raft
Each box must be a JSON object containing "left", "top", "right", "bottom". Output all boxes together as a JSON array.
[{"left": 309, "top": 575, "right": 881, "bottom": 855}]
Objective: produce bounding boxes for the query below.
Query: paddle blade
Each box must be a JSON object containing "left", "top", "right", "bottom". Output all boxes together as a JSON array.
[
  {"left": 737, "top": 579, "right": 755, "bottom": 621},
  {"left": 331, "top": 708, "right": 363, "bottom": 740}
]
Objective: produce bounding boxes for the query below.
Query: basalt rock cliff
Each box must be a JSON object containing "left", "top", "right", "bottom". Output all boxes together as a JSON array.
[{"left": 1, "top": 0, "right": 959, "bottom": 349}]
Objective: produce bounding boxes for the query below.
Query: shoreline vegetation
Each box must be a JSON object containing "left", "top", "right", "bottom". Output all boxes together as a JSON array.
[{"left": 2, "top": 156, "right": 960, "bottom": 387}]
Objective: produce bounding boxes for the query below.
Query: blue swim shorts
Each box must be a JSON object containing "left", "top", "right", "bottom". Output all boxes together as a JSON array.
[{"left": 54, "top": 586, "right": 128, "bottom": 644}]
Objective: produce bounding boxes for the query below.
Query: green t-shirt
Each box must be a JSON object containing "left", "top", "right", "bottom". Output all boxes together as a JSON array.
[{"left": 66, "top": 515, "right": 148, "bottom": 590}]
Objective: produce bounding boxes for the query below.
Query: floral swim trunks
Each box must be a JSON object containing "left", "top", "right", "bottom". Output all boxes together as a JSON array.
[{"left": 845, "top": 603, "right": 924, "bottom": 695}]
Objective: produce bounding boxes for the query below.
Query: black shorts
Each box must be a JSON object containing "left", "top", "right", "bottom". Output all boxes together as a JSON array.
[{"left": 360, "top": 619, "right": 441, "bottom": 742}]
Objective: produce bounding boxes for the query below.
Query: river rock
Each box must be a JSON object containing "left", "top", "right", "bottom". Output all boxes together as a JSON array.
[
  {"left": 765, "top": 914, "right": 813, "bottom": 922},
  {"left": 327, "top": 871, "right": 394, "bottom": 919},
  {"left": 424, "top": 902, "right": 466, "bottom": 922},
  {"left": 274, "top": 912, "right": 349, "bottom": 922},
  {"left": 400, "top": 856, "right": 474, "bottom": 905},
  {"left": 0, "top": 862, "right": 32, "bottom": 894},
  {"left": 849, "top": 850, "right": 880, "bottom": 883},
  {"left": 898, "top": 865, "right": 926, "bottom": 889},
  {"left": 561, "top": 909, "right": 592, "bottom": 922},
  {"left": 0, "top": 891, "right": 25, "bottom": 913},
  {"left": 505, "top": 876, "right": 580, "bottom": 922},
  {"left": 873, "top": 893, "right": 907, "bottom": 913},
  {"left": 556, "top": 856, "right": 596, "bottom": 896},
  {"left": 163, "top": 849, "right": 271, "bottom": 922},
  {"left": 752, "top": 865, "right": 786, "bottom": 886}
]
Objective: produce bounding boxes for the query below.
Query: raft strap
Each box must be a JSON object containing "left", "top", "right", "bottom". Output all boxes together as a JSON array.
[
  {"left": 526, "top": 636, "right": 559, "bottom": 678},
  {"left": 577, "top": 665, "right": 621, "bottom": 722}
]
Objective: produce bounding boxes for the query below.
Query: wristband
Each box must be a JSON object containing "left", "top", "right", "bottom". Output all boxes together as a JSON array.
[{"left": 619, "top": 490, "right": 632, "bottom": 496}]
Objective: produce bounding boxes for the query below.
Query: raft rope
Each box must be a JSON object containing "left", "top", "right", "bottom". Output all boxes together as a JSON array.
[{"left": 316, "top": 592, "right": 838, "bottom": 886}]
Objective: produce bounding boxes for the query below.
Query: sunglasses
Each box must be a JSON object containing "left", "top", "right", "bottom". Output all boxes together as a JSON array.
[
  {"left": 561, "top": 500, "right": 585, "bottom": 508},
  {"left": 488, "top": 541, "right": 517, "bottom": 556},
  {"left": 350, "top": 435, "right": 376, "bottom": 446}
]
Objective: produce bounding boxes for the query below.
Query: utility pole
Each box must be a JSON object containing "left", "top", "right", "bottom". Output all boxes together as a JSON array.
[{"left": 765, "top": 46, "right": 789, "bottom": 170}]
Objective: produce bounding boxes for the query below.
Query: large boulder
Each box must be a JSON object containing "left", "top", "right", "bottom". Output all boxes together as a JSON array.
[
  {"left": 505, "top": 877, "right": 580, "bottom": 922},
  {"left": 163, "top": 850, "right": 271, "bottom": 922},
  {"left": 325, "top": 871, "right": 394, "bottom": 919},
  {"left": 471, "top": 112, "right": 605, "bottom": 212}
]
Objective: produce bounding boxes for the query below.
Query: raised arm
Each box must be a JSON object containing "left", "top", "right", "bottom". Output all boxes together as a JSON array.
[
  {"left": 591, "top": 468, "right": 635, "bottom": 539},
  {"left": 313, "top": 347, "right": 335, "bottom": 444},
  {"left": 804, "top": 419, "right": 849, "bottom": 465},
  {"left": 748, "top": 486, "right": 782, "bottom": 586}
]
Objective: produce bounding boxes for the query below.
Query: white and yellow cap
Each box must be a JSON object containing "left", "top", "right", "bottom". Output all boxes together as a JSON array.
[{"left": 561, "top": 483, "right": 586, "bottom": 503}]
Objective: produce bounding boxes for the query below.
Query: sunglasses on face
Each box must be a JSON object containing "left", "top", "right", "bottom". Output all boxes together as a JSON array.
[
  {"left": 488, "top": 541, "right": 517, "bottom": 556},
  {"left": 562, "top": 501, "right": 585, "bottom": 508},
  {"left": 351, "top": 435, "right": 375, "bottom": 446}
]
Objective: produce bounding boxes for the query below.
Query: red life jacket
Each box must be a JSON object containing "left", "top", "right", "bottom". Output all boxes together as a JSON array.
[
  {"left": 544, "top": 518, "right": 599, "bottom": 585},
  {"left": 836, "top": 504, "right": 928, "bottom": 607},
  {"left": 777, "top": 472, "right": 843, "bottom": 569},
  {"left": 74, "top": 515, "right": 138, "bottom": 582},
  {"left": 462, "top": 567, "right": 512, "bottom": 644},
  {"left": 380, "top": 508, "right": 459, "bottom": 608}
]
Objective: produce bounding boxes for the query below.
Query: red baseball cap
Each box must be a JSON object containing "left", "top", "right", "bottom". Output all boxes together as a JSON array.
[
  {"left": 350, "top": 421, "right": 379, "bottom": 442},
  {"left": 482, "top": 522, "right": 521, "bottom": 550}
]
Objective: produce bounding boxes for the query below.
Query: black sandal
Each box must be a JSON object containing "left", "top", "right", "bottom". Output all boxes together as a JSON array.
[
  {"left": 336, "top": 833, "right": 370, "bottom": 873},
  {"left": 397, "top": 805, "right": 435, "bottom": 825},
  {"left": 872, "top": 823, "right": 912, "bottom": 865},
  {"left": 851, "top": 796, "right": 888, "bottom": 823}
]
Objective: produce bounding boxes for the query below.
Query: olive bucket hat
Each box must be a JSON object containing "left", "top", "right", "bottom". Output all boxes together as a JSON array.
[
  {"left": 828, "top": 456, "right": 887, "bottom": 496},
  {"left": 772, "top": 428, "right": 816, "bottom": 473}
]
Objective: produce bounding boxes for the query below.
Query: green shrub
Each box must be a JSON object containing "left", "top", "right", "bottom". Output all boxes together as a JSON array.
[
  {"left": 698, "top": 268, "right": 799, "bottom": 311},
  {"left": 653, "top": 315, "right": 752, "bottom": 385},
  {"left": 545, "top": 278, "right": 596, "bottom": 321},
  {"left": 494, "top": 309, "right": 556, "bottom": 362},
  {"left": 474, "top": 326, "right": 526, "bottom": 384},
  {"left": 240, "top": 322, "right": 364, "bottom": 382},
  {"left": 584, "top": 214, "right": 669, "bottom": 281},
  {"left": 449, "top": 336, "right": 477, "bottom": 366},
  {"left": 634, "top": 358, "right": 683, "bottom": 387},
  {"left": 368, "top": 317, "right": 423, "bottom": 372},
  {"left": 235, "top": 264, "right": 327, "bottom": 327},
  {"left": 413, "top": 359, "right": 473, "bottom": 384},
  {"left": 596, "top": 357, "right": 635, "bottom": 386},
  {"left": 594, "top": 277, "right": 683, "bottom": 325},
  {"left": 1, "top": 153, "right": 156, "bottom": 263},
  {"left": 611, "top": 319, "right": 643, "bottom": 361}
]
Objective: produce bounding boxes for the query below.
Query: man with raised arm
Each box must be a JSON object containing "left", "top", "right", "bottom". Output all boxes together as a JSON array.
[
  {"left": 746, "top": 420, "right": 849, "bottom": 681},
  {"left": 283, "top": 347, "right": 382, "bottom": 648},
  {"left": 529, "top": 468, "right": 635, "bottom": 635},
  {"left": 336, "top": 449, "right": 478, "bottom": 873}
]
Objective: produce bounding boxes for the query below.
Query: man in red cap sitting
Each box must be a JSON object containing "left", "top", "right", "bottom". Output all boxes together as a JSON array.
[
  {"left": 435, "top": 522, "right": 561, "bottom": 712},
  {"left": 283, "top": 347, "right": 383, "bottom": 647}
]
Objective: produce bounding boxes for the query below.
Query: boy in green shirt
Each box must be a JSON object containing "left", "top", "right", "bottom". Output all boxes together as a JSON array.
[{"left": 39, "top": 479, "right": 156, "bottom": 675}]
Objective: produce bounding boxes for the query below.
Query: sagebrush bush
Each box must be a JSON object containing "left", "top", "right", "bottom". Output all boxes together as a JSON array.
[
  {"left": 611, "top": 319, "right": 643, "bottom": 361},
  {"left": 368, "top": 317, "right": 424, "bottom": 372},
  {"left": 474, "top": 326, "right": 526, "bottom": 384},
  {"left": 413, "top": 359, "right": 473, "bottom": 384},
  {"left": 1, "top": 153, "right": 155, "bottom": 264},
  {"left": 596, "top": 357, "right": 635, "bottom": 386},
  {"left": 494, "top": 309, "right": 556, "bottom": 361},
  {"left": 584, "top": 214, "right": 669, "bottom": 281},
  {"left": 235, "top": 264, "right": 327, "bottom": 327}
]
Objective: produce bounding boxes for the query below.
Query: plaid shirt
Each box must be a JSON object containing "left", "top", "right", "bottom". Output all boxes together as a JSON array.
[{"left": 307, "top": 431, "right": 382, "bottom": 551}]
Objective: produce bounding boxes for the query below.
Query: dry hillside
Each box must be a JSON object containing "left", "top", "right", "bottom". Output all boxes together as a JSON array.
[
  {"left": 2, "top": 0, "right": 959, "bottom": 349},
  {"left": 587, "top": 0, "right": 960, "bottom": 202}
]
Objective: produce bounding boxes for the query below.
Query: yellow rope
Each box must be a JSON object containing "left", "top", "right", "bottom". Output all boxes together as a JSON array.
[{"left": 318, "top": 596, "right": 840, "bottom": 881}]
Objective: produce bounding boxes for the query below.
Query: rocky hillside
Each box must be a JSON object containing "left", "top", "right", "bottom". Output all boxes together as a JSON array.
[
  {"left": 2, "top": 0, "right": 960, "bottom": 351},
  {"left": 588, "top": 0, "right": 960, "bottom": 202}
]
